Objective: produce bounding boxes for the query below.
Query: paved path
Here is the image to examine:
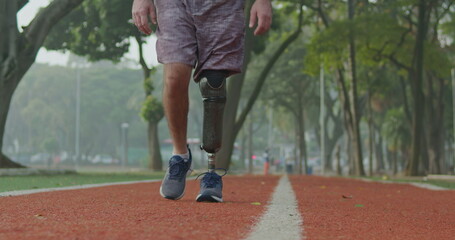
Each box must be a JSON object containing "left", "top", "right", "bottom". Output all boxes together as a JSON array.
[{"left": 1, "top": 175, "right": 454, "bottom": 239}]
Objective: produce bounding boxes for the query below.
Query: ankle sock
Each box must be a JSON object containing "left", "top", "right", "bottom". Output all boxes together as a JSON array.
[{"left": 173, "top": 152, "right": 190, "bottom": 161}]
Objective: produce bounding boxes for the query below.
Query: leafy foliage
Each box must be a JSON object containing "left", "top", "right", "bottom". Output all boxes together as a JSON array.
[
  {"left": 141, "top": 95, "right": 164, "bottom": 123},
  {"left": 6, "top": 64, "right": 144, "bottom": 157},
  {"left": 381, "top": 107, "right": 411, "bottom": 151},
  {"left": 45, "top": 0, "right": 139, "bottom": 62}
]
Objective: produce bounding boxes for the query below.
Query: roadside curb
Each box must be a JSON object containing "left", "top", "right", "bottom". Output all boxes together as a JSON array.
[{"left": 0, "top": 179, "right": 162, "bottom": 197}]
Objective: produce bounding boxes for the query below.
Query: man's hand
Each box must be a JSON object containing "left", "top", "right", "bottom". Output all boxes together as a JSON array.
[
  {"left": 249, "top": 0, "right": 272, "bottom": 35},
  {"left": 132, "top": 0, "right": 157, "bottom": 35}
]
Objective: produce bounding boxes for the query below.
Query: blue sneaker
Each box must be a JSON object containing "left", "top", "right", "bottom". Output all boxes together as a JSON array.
[
  {"left": 195, "top": 169, "right": 227, "bottom": 203},
  {"left": 159, "top": 148, "right": 192, "bottom": 200}
]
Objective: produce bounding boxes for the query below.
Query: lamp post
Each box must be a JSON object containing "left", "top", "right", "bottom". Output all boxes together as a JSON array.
[
  {"left": 320, "top": 65, "right": 325, "bottom": 175},
  {"left": 121, "top": 123, "right": 129, "bottom": 167},
  {"left": 75, "top": 68, "right": 81, "bottom": 169}
]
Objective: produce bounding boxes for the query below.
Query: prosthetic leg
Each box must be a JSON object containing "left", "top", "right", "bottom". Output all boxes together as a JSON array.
[{"left": 198, "top": 70, "right": 228, "bottom": 172}]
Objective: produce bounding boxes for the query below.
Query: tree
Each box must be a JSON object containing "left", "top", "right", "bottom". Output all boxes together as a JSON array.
[
  {"left": 217, "top": 0, "right": 304, "bottom": 169},
  {"left": 354, "top": 0, "right": 454, "bottom": 175},
  {"left": 261, "top": 40, "right": 323, "bottom": 174},
  {"left": 0, "top": 0, "right": 84, "bottom": 168},
  {"left": 304, "top": 0, "right": 366, "bottom": 175},
  {"left": 304, "top": 0, "right": 455, "bottom": 176},
  {"left": 45, "top": 0, "right": 164, "bottom": 170},
  {"left": 346, "top": 0, "right": 365, "bottom": 176},
  {"left": 5, "top": 63, "right": 145, "bottom": 164}
]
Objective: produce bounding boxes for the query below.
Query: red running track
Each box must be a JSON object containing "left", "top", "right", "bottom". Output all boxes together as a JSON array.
[
  {"left": 1, "top": 175, "right": 454, "bottom": 240},
  {"left": 0, "top": 176, "right": 279, "bottom": 240},
  {"left": 290, "top": 176, "right": 455, "bottom": 240}
]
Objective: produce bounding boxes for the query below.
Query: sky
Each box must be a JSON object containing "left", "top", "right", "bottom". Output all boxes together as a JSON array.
[{"left": 17, "top": 0, "right": 158, "bottom": 67}]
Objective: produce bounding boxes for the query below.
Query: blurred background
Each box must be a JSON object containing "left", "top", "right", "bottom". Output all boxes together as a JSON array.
[{"left": 1, "top": 0, "right": 455, "bottom": 177}]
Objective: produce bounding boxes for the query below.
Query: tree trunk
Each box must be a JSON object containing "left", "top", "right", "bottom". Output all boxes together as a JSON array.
[
  {"left": 217, "top": 2, "right": 304, "bottom": 169},
  {"left": 136, "top": 35, "right": 164, "bottom": 171},
  {"left": 406, "top": 0, "right": 428, "bottom": 176},
  {"left": 297, "top": 105, "right": 308, "bottom": 174},
  {"left": 347, "top": 0, "right": 365, "bottom": 176},
  {"left": 0, "top": 74, "right": 24, "bottom": 168},
  {"left": 335, "top": 69, "right": 356, "bottom": 175},
  {"left": 392, "top": 148, "right": 398, "bottom": 175},
  {"left": 294, "top": 124, "right": 302, "bottom": 174},
  {"left": 336, "top": 144, "right": 342, "bottom": 175},
  {"left": 0, "top": 77, "right": 26, "bottom": 168},
  {"left": 325, "top": 109, "right": 344, "bottom": 171},
  {"left": 217, "top": 70, "right": 250, "bottom": 169},
  {"left": 367, "top": 89, "right": 374, "bottom": 176},
  {"left": 148, "top": 121, "right": 162, "bottom": 170},
  {"left": 0, "top": 0, "right": 84, "bottom": 168},
  {"left": 317, "top": 90, "right": 343, "bottom": 172},
  {"left": 217, "top": 41, "right": 253, "bottom": 169},
  {"left": 374, "top": 128, "right": 385, "bottom": 173},
  {"left": 425, "top": 75, "right": 444, "bottom": 174},
  {"left": 0, "top": 153, "right": 24, "bottom": 168},
  {"left": 247, "top": 115, "right": 253, "bottom": 174},
  {"left": 239, "top": 127, "right": 246, "bottom": 170}
]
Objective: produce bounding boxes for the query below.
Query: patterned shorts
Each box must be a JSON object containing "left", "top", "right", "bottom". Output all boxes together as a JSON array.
[{"left": 155, "top": 0, "right": 246, "bottom": 80}]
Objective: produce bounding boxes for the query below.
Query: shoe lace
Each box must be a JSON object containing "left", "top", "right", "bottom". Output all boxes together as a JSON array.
[
  {"left": 196, "top": 168, "right": 227, "bottom": 188},
  {"left": 168, "top": 159, "right": 190, "bottom": 180}
]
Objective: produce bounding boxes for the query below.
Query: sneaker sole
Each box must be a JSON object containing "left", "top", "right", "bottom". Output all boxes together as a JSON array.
[
  {"left": 159, "top": 185, "right": 185, "bottom": 200},
  {"left": 196, "top": 194, "right": 223, "bottom": 203},
  {"left": 159, "top": 166, "right": 192, "bottom": 201}
]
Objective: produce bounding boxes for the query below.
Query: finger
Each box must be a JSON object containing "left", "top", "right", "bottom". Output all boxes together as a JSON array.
[
  {"left": 255, "top": 15, "right": 271, "bottom": 35},
  {"left": 133, "top": 13, "right": 144, "bottom": 33},
  {"left": 132, "top": 12, "right": 139, "bottom": 27},
  {"left": 263, "top": 16, "right": 272, "bottom": 32},
  {"left": 149, "top": 5, "right": 157, "bottom": 24},
  {"left": 249, "top": 8, "right": 257, "bottom": 28},
  {"left": 254, "top": 14, "right": 265, "bottom": 35},
  {"left": 139, "top": 14, "right": 152, "bottom": 35},
  {"left": 254, "top": 25, "right": 265, "bottom": 35},
  {"left": 135, "top": 13, "right": 145, "bottom": 33}
]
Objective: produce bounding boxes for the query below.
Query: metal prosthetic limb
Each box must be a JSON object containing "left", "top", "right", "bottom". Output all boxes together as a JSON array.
[{"left": 198, "top": 70, "right": 228, "bottom": 172}]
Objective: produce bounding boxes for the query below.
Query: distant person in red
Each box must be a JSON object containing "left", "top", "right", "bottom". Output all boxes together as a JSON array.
[
  {"left": 132, "top": 0, "right": 272, "bottom": 202},
  {"left": 263, "top": 148, "right": 270, "bottom": 175}
]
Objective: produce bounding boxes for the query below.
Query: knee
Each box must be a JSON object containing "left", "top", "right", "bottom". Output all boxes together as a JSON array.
[{"left": 165, "top": 72, "right": 188, "bottom": 94}]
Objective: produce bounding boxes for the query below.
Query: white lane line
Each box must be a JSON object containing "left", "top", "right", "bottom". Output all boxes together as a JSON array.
[
  {"left": 0, "top": 179, "right": 162, "bottom": 197},
  {"left": 360, "top": 178, "right": 451, "bottom": 191},
  {"left": 245, "top": 175, "right": 304, "bottom": 240}
]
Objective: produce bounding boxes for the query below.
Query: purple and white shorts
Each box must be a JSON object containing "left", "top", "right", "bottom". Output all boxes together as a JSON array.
[{"left": 155, "top": 0, "right": 246, "bottom": 80}]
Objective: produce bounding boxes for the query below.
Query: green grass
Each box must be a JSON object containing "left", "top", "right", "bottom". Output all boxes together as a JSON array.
[
  {"left": 0, "top": 172, "right": 164, "bottom": 192},
  {"left": 360, "top": 176, "right": 455, "bottom": 189},
  {"left": 423, "top": 180, "right": 455, "bottom": 189}
]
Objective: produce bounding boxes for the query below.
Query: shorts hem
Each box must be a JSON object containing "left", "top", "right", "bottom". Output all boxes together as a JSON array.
[{"left": 157, "top": 58, "right": 196, "bottom": 69}]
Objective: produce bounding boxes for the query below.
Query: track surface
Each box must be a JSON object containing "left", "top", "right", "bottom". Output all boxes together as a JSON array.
[
  {"left": 0, "top": 176, "right": 279, "bottom": 240},
  {"left": 290, "top": 176, "right": 455, "bottom": 240},
  {"left": 1, "top": 175, "right": 454, "bottom": 239}
]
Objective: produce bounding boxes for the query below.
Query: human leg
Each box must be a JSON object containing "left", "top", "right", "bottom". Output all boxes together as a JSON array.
[
  {"left": 159, "top": 63, "right": 193, "bottom": 200},
  {"left": 154, "top": 0, "right": 198, "bottom": 201},
  {"left": 163, "top": 63, "right": 192, "bottom": 154}
]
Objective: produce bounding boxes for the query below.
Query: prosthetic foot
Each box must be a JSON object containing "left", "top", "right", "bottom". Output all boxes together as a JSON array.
[{"left": 196, "top": 70, "right": 228, "bottom": 202}]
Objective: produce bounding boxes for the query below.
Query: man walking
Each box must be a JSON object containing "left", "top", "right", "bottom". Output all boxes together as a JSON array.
[{"left": 132, "top": 0, "right": 272, "bottom": 202}]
